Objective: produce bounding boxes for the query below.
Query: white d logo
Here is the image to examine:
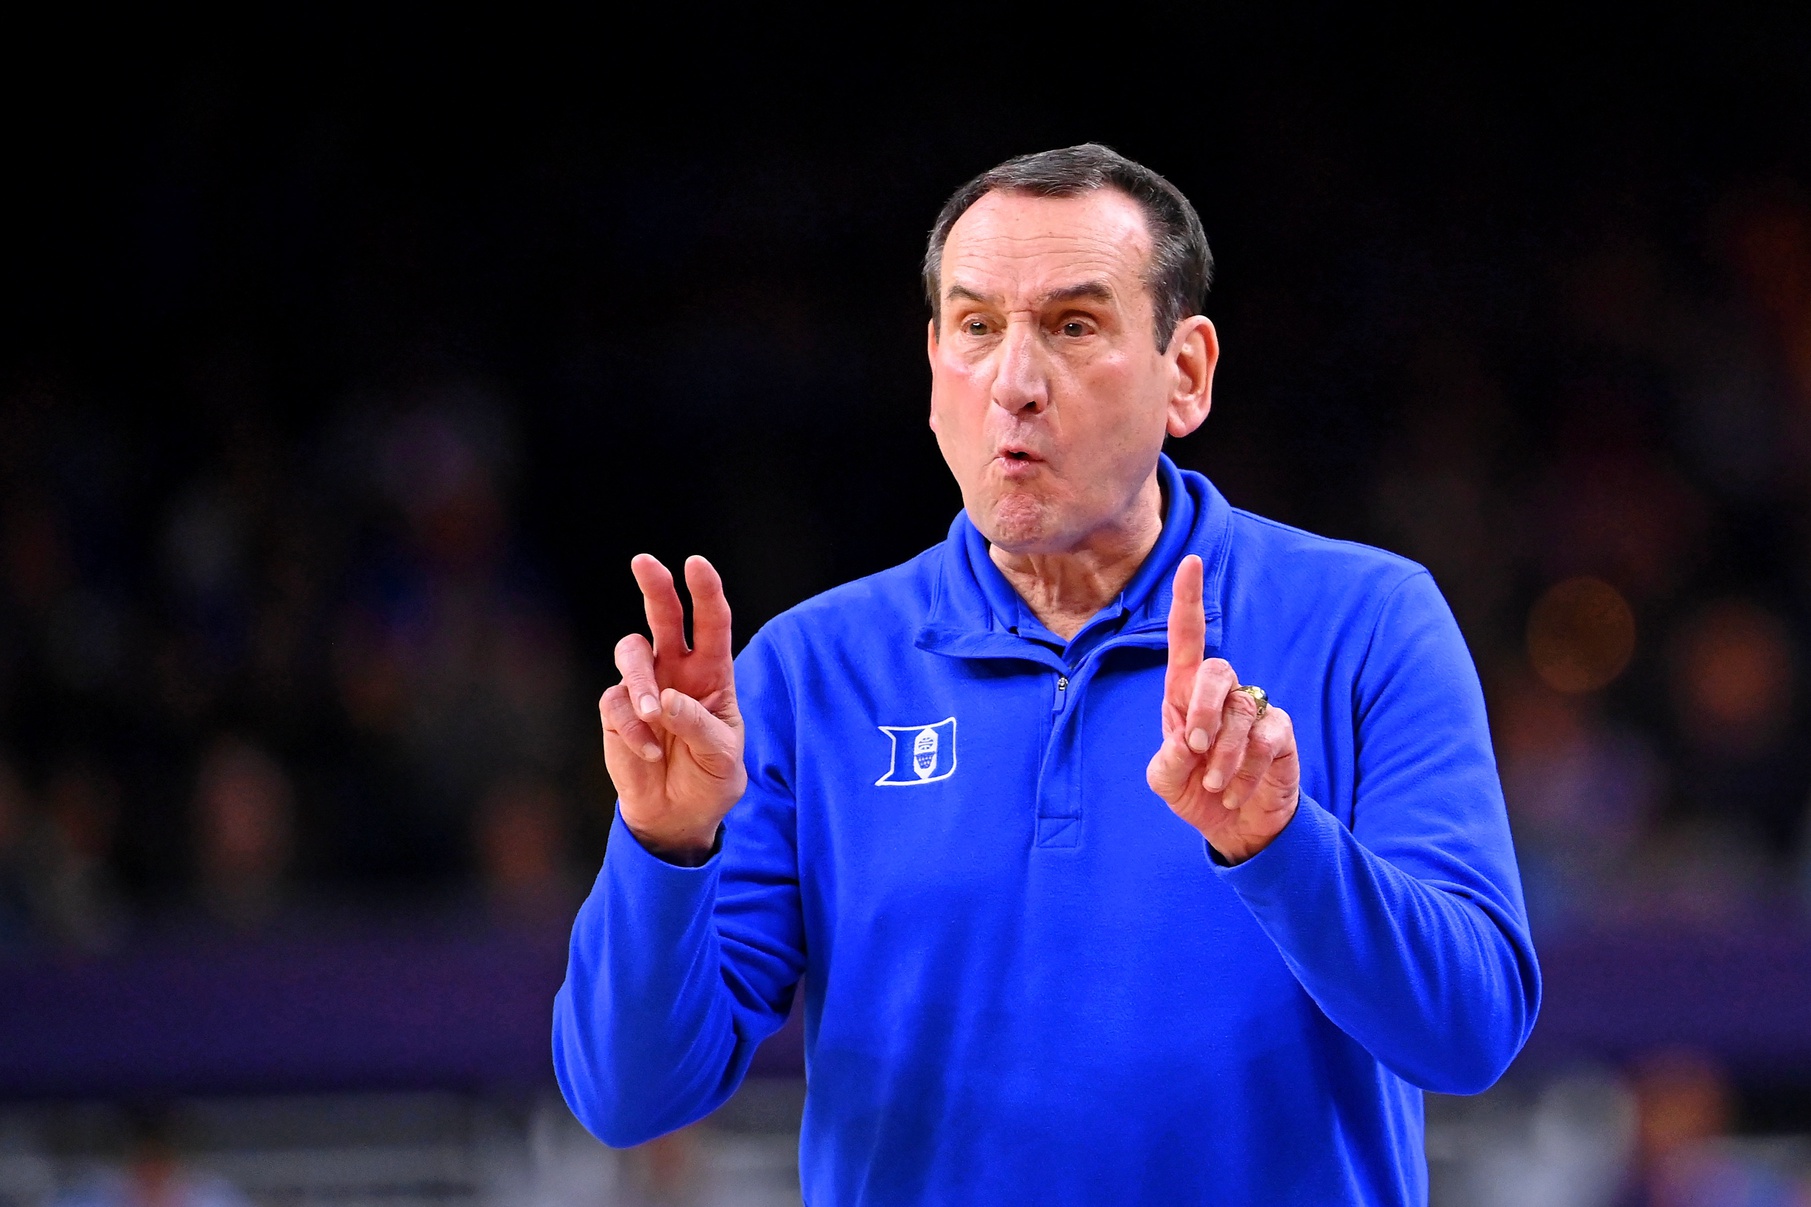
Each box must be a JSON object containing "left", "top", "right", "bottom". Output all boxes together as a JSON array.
[{"left": 876, "top": 717, "right": 957, "bottom": 786}]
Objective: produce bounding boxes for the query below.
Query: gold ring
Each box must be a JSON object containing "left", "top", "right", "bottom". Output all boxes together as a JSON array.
[{"left": 1232, "top": 683, "right": 1269, "bottom": 720}]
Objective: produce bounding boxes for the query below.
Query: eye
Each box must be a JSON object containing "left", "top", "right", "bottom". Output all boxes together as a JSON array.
[
  {"left": 963, "top": 319, "right": 990, "bottom": 336},
  {"left": 1061, "top": 320, "right": 1089, "bottom": 337}
]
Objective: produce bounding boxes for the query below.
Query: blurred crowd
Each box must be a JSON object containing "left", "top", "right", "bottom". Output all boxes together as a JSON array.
[
  {"left": 1367, "top": 180, "right": 1811, "bottom": 939},
  {"left": 6, "top": 175, "right": 1811, "bottom": 958},
  {"left": 0, "top": 378, "right": 593, "bottom": 952}
]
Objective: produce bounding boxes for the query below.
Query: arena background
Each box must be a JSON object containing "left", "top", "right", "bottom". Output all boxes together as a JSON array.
[{"left": 4, "top": 13, "right": 1811, "bottom": 1205}]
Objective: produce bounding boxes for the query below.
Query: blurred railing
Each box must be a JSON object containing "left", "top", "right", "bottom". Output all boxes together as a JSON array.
[{"left": 1, "top": 922, "right": 1804, "bottom": 1099}]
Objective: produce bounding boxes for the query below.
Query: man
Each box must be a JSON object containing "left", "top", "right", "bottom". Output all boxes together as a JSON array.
[{"left": 554, "top": 144, "right": 1539, "bottom": 1205}]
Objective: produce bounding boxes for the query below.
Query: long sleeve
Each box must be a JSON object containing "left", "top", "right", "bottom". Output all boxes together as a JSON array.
[
  {"left": 552, "top": 633, "right": 807, "bottom": 1147},
  {"left": 1216, "top": 570, "right": 1541, "bottom": 1094}
]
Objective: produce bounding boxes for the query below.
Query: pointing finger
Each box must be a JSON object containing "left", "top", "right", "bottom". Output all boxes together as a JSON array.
[
  {"left": 1165, "top": 556, "right": 1207, "bottom": 713},
  {"left": 615, "top": 633, "right": 662, "bottom": 721},
  {"left": 631, "top": 554, "right": 689, "bottom": 657},
  {"left": 685, "top": 555, "right": 734, "bottom": 668}
]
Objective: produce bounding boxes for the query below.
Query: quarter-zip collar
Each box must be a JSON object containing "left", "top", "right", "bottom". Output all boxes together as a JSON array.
[{"left": 915, "top": 454, "right": 1232, "bottom": 667}]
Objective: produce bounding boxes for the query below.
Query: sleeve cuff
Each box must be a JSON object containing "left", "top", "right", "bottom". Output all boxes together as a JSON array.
[
  {"left": 1206, "top": 792, "right": 1345, "bottom": 901},
  {"left": 609, "top": 804, "right": 724, "bottom": 874}
]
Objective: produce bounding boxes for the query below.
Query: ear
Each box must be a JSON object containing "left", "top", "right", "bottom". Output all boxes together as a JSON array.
[
  {"left": 926, "top": 319, "right": 941, "bottom": 433},
  {"left": 1164, "top": 316, "right": 1218, "bottom": 439}
]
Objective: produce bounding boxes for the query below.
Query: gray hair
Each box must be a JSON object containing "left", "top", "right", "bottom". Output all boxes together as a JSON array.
[{"left": 923, "top": 143, "right": 1213, "bottom": 350}]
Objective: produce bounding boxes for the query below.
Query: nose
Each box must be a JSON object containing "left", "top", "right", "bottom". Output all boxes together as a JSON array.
[{"left": 991, "top": 318, "right": 1049, "bottom": 415}]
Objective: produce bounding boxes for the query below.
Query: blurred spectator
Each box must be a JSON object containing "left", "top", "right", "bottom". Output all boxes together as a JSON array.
[
  {"left": 1615, "top": 1050, "right": 1797, "bottom": 1207},
  {"left": 626, "top": 1127, "right": 704, "bottom": 1205},
  {"left": 53, "top": 1106, "right": 252, "bottom": 1207},
  {"left": 1371, "top": 336, "right": 1515, "bottom": 645},
  {"left": 1664, "top": 599, "right": 1808, "bottom": 860},
  {"left": 29, "top": 761, "right": 125, "bottom": 952},
  {"left": 191, "top": 737, "right": 296, "bottom": 929},
  {"left": 0, "top": 757, "right": 34, "bottom": 948},
  {"left": 1530, "top": 394, "right": 1708, "bottom": 608},
  {"left": 1494, "top": 670, "right": 1663, "bottom": 935},
  {"left": 474, "top": 775, "right": 579, "bottom": 922},
  {"left": 329, "top": 393, "right": 579, "bottom": 880},
  {"left": 1720, "top": 187, "right": 1811, "bottom": 412}
]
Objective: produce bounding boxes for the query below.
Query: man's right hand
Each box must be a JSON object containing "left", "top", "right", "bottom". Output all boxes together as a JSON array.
[{"left": 598, "top": 554, "right": 746, "bottom": 864}]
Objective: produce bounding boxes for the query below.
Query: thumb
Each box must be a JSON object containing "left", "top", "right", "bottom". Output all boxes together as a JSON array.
[{"left": 660, "top": 687, "right": 742, "bottom": 777}]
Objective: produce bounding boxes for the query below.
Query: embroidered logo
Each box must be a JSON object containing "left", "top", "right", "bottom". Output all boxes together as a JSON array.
[{"left": 875, "top": 717, "right": 957, "bottom": 785}]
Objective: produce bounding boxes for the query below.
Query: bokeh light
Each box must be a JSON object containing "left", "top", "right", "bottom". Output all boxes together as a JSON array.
[{"left": 1526, "top": 576, "right": 1638, "bottom": 694}]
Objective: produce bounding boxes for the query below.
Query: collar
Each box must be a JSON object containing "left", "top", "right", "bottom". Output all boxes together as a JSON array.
[{"left": 915, "top": 454, "right": 1232, "bottom": 666}]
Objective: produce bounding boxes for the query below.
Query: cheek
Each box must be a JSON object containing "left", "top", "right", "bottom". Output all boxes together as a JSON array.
[
  {"left": 929, "top": 361, "right": 987, "bottom": 435},
  {"left": 1074, "top": 357, "right": 1168, "bottom": 438}
]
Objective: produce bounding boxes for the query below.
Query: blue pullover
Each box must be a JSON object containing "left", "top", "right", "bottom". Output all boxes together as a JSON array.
[{"left": 554, "top": 456, "right": 1540, "bottom": 1205}]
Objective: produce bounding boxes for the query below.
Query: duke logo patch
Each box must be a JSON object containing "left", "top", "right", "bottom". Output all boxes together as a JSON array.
[{"left": 875, "top": 717, "right": 958, "bottom": 785}]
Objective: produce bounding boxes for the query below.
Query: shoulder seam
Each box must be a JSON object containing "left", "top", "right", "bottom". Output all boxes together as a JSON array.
[
  {"left": 1229, "top": 507, "right": 1422, "bottom": 565},
  {"left": 1353, "top": 568, "right": 1434, "bottom": 711}
]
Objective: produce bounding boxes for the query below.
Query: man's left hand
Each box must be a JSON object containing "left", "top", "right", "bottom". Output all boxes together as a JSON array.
[{"left": 1146, "top": 554, "right": 1301, "bottom": 864}]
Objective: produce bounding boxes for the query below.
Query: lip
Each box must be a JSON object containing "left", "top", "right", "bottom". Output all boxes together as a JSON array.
[{"left": 992, "top": 447, "right": 1045, "bottom": 479}]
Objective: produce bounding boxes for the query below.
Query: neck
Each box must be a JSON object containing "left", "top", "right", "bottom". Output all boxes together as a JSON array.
[{"left": 989, "top": 473, "right": 1165, "bottom": 642}]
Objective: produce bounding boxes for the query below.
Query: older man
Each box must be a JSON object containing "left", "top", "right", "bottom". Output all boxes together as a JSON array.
[{"left": 553, "top": 145, "right": 1539, "bottom": 1205}]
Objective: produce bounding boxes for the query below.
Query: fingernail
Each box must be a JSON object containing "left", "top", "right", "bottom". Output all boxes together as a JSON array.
[
  {"left": 1187, "top": 729, "right": 1209, "bottom": 753},
  {"left": 1204, "top": 770, "right": 1224, "bottom": 792},
  {"left": 639, "top": 695, "right": 659, "bottom": 717},
  {"left": 664, "top": 693, "right": 682, "bottom": 717},
  {"left": 642, "top": 742, "right": 663, "bottom": 761}
]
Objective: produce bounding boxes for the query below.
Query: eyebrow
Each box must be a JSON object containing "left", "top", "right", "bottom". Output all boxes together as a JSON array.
[
  {"left": 1039, "top": 281, "right": 1115, "bottom": 307},
  {"left": 943, "top": 280, "right": 1117, "bottom": 308}
]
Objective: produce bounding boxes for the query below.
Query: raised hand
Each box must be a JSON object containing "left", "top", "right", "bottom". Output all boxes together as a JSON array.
[
  {"left": 598, "top": 554, "right": 746, "bottom": 862},
  {"left": 1145, "top": 554, "right": 1300, "bottom": 864}
]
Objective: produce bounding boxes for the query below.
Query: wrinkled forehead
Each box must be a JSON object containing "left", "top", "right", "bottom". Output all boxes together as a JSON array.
[{"left": 940, "top": 188, "right": 1155, "bottom": 308}]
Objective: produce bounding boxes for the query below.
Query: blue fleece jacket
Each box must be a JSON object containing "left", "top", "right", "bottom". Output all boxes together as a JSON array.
[{"left": 553, "top": 456, "right": 1540, "bottom": 1206}]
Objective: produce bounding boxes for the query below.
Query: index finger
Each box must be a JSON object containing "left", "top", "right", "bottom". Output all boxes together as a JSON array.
[
  {"left": 630, "top": 554, "right": 689, "bottom": 656},
  {"left": 1165, "top": 554, "right": 1207, "bottom": 705}
]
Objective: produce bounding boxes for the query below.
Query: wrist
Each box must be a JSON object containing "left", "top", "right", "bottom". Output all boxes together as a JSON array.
[
  {"left": 623, "top": 817, "right": 722, "bottom": 867},
  {"left": 1203, "top": 793, "right": 1300, "bottom": 866}
]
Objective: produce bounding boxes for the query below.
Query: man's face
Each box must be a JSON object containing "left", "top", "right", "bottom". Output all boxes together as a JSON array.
[{"left": 928, "top": 187, "right": 1206, "bottom": 554}]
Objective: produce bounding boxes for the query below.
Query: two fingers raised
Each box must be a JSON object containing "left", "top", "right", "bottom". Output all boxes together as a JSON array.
[{"left": 605, "top": 554, "right": 740, "bottom": 768}]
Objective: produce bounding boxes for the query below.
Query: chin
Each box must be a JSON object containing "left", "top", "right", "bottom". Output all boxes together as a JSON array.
[{"left": 977, "top": 492, "right": 1063, "bottom": 552}]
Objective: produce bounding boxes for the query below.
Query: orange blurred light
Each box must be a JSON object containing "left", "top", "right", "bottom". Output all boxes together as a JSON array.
[{"left": 1526, "top": 576, "right": 1637, "bottom": 693}]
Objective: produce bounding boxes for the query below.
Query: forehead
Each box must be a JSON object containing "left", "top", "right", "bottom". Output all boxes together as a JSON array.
[{"left": 941, "top": 188, "right": 1154, "bottom": 303}]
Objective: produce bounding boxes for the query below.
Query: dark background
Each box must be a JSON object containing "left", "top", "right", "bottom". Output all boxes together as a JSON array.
[{"left": 4, "top": 9, "right": 1811, "bottom": 1142}]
